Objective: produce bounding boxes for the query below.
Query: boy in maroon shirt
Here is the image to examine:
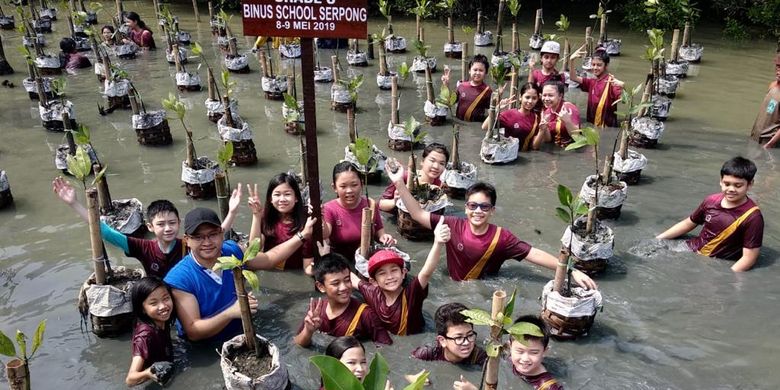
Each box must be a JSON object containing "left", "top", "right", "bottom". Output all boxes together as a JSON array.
[
  {"left": 528, "top": 41, "right": 567, "bottom": 89},
  {"left": 657, "top": 157, "right": 764, "bottom": 272},
  {"left": 294, "top": 253, "right": 393, "bottom": 347},
  {"left": 441, "top": 54, "right": 493, "bottom": 122},
  {"left": 568, "top": 48, "right": 624, "bottom": 127},
  {"left": 351, "top": 218, "right": 448, "bottom": 335},
  {"left": 386, "top": 159, "right": 597, "bottom": 289},
  {"left": 411, "top": 302, "right": 487, "bottom": 365}
]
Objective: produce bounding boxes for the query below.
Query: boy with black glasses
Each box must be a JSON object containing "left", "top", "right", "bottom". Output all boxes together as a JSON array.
[
  {"left": 387, "top": 159, "right": 597, "bottom": 289},
  {"left": 411, "top": 303, "right": 486, "bottom": 365}
]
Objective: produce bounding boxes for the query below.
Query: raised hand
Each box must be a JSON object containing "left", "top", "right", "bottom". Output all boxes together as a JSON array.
[
  {"left": 52, "top": 176, "right": 77, "bottom": 205},
  {"left": 302, "top": 216, "right": 317, "bottom": 239},
  {"left": 246, "top": 183, "right": 262, "bottom": 215},
  {"left": 228, "top": 182, "right": 243, "bottom": 213},
  {"left": 453, "top": 375, "right": 477, "bottom": 390},
  {"left": 316, "top": 240, "right": 331, "bottom": 256},
  {"left": 558, "top": 105, "right": 573, "bottom": 123},
  {"left": 379, "top": 233, "right": 397, "bottom": 246},
  {"left": 441, "top": 65, "right": 451, "bottom": 85},
  {"left": 434, "top": 217, "right": 451, "bottom": 244},
  {"left": 385, "top": 158, "right": 404, "bottom": 183},
  {"left": 303, "top": 297, "right": 325, "bottom": 333},
  {"left": 570, "top": 44, "right": 587, "bottom": 61}
]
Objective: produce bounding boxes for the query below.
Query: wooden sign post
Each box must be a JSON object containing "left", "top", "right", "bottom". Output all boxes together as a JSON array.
[{"left": 241, "top": 0, "right": 368, "bottom": 248}]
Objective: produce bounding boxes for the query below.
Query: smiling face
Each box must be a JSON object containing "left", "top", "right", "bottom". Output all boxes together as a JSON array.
[
  {"left": 591, "top": 57, "right": 607, "bottom": 78},
  {"left": 541, "top": 85, "right": 561, "bottom": 109},
  {"left": 271, "top": 182, "right": 298, "bottom": 215},
  {"left": 372, "top": 263, "right": 406, "bottom": 293},
  {"left": 186, "top": 224, "right": 224, "bottom": 262},
  {"left": 465, "top": 191, "right": 494, "bottom": 229},
  {"left": 339, "top": 346, "right": 367, "bottom": 380},
  {"left": 437, "top": 323, "right": 477, "bottom": 362},
  {"left": 147, "top": 211, "right": 180, "bottom": 245},
  {"left": 720, "top": 175, "right": 752, "bottom": 206},
  {"left": 469, "top": 62, "right": 487, "bottom": 85},
  {"left": 520, "top": 88, "right": 540, "bottom": 112},
  {"left": 317, "top": 269, "right": 353, "bottom": 305},
  {"left": 332, "top": 170, "right": 363, "bottom": 209},
  {"left": 143, "top": 286, "right": 173, "bottom": 327},
  {"left": 125, "top": 17, "right": 137, "bottom": 29},
  {"left": 101, "top": 27, "right": 113, "bottom": 43},
  {"left": 510, "top": 337, "right": 547, "bottom": 376},
  {"left": 541, "top": 53, "right": 559, "bottom": 71},
  {"left": 421, "top": 150, "right": 447, "bottom": 181}
]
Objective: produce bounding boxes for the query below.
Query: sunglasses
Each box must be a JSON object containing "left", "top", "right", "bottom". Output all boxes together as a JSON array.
[{"left": 465, "top": 202, "right": 494, "bottom": 211}]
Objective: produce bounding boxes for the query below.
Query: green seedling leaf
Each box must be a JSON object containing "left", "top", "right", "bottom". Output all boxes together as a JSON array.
[
  {"left": 161, "top": 92, "right": 186, "bottom": 121},
  {"left": 66, "top": 145, "right": 92, "bottom": 182},
  {"left": 460, "top": 308, "right": 494, "bottom": 327},
  {"left": 242, "top": 270, "right": 259, "bottom": 291},
  {"left": 363, "top": 352, "right": 389, "bottom": 390},
  {"left": 30, "top": 320, "right": 45, "bottom": 358},
  {"left": 244, "top": 238, "right": 262, "bottom": 261},
  {"left": 507, "top": 321, "right": 545, "bottom": 346},
  {"left": 403, "top": 370, "right": 430, "bottom": 390},
  {"left": 573, "top": 198, "right": 589, "bottom": 217},
  {"left": 462, "top": 25, "right": 473, "bottom": 34},
  {"left": 90, "top": 163, "right": 108, "bottom": 187},
  {"left": 191, "top": 41, "right": 203, "bottom": 56},
  {"left": 507, "top": 0, "right": 521, "bottom": 16},
  {"left": 349, "top": 137, "right": 374, "bottom": 168},
  {"left": 217, "top": 141, "right": 233, "bottom": 172},
  {"left": 557, "top": 184, "right": 574, "bottom": 208},
  {"left": 555, "top": 207, "right": 571, "bottom": 224},
  {"left": 16, "top": 331, "right": 26, "bottom": 360},
  {"left": 310, "top": 355, "right": 364, "bottom": 390},
  {"left": 72, "top": 124, "right": 91, "bottom": 145},
  {"left": 582, "top": 127, "right": 600, "bottom": 145},
  {"left": 503, "top": 289, "right": 517, "bottom": 319},
  {"left": 214, "top": 255, "right": 242, "bottom": 271},
  {"left": 398, "top": 62, "right": 410, "bottom": 81},
  {"left": 0, "top": 331, "right": 15, "bottom": 357},
  {"left": 403, "top": 116, "right": 420, "bottom": 139},
  {"left": 555, "top": 14, "right": 570, "bottom": 32},
  {"left": 564, "top": 138, "right": 589, "bottom": 151},
  {"left": 283, "top": 93, "right": 299, "bottom": 110},
  {"left": 485, "top": 341, "right": 501, "bottom": 357},
  {"left": 436, "top": 84, "right": 457, "bottom": 108}
]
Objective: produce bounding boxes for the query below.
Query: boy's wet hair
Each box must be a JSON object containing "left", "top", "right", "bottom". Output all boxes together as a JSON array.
[
  {"left": 313, "top": 253, "right": 351, "bottom": 284},
  {"left": 325, "top": 336, "right": 364, "bottom": 359},
  {"left": 542, "top": 80, "right": 565, "bottom": 96},
  {"left": 146, "top": 200, "right": 179, "bottom": 221},
  {"left": 60, "top": 37, "right": 77, "bottom": 53},
  {"left": 592, "top": 49, "right": 611, "bottom": 65},
  {"left": 469, "top": 54, "right": 490, "bottom": 72},
  {"left": 512, "top": 314, "right": 550, "bottom": 348},
  {"left": 435, "top": 302, "right": 470, "bottom": 336},
  {"left": 721, "top": 156, "right": 757, "bottom": 182},
  {"left": 422, "top": 142, "right": 450, "bottom": 162},
  {"left": 332, "top": 161, "right": 363, "bottom": 185},
  {"left": 466, "top": 181, "right": 498, "bottom": 206},
  {"left": 131, "top": 276, "right": 173, "bottom": 328}
]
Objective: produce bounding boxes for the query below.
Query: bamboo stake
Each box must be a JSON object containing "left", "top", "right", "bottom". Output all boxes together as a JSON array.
[
  {"left": 562, "top": 38, "right": 570, "bottom": 72},
  {"left": 485, "top": 92, "right": 498, "bottom": 139},
  {"left": 63, "top": 112, "right": 76, "bottom": 156},
  {"left": 128, "top": 89, "right": 139, "bottom": 114},
  {"left": 173, "top": 43, "right": 183, "bottom": 73},
  {"left": 347, "top": 107, "right": 356, "bottom": 143},
  {"left": 450, "top": 126, "right": 461, "bottom": 170},
  {"left": 484, "top": 290, "right": 507, "bottom": 390},
  {"left": 670, "top": 29, "right": 680, "bottom": 62},
  {"left": 223, "top": 96, "right": 234, "bottom": 128},
  {"left": 509, "top": 70, "right": 518, "bottom": 109},
  {"left": 552, "top": 250, "right": 568, "bottom": 293},
  {"left": 207, "top": 67, "right": 216, "bottom": 100},
  {"left": 208, "top": 1, "right": 213, "bottom": 21},
  {"left": 114, "top": 0, "right": 122, "bottom": 24},
  {"left": 35, "top": 77, "right": 48, "bottom": 106},
  {"left": 533, "top": 9, "right": 542, "bottom": 35},
  {"left": 94, "top": 162, "right": 113, "bottom": 214},
  {"left": 87, "top": 187, "right": 107, "bottom": 285},
  {"left": 511, "top": 24, "right": 517, "bottom": 52},
  {"left": 367, "top": 34, "right": 374, "bottom": 59},
  {"left": 461, "top": 42, "right": 468, "bottom": 82},
  {"left": 331, "top": 55, "right": 339, "bottom": 82},
  {"left": 390, "top": 75, "right": 399, "bottom": 125},
  {"left": 495, "top": 0, "right": 505, "bottom": 53},
  {"left": 416, "top": 14, "right": 420, "bottom": 41},
  {"left": 359, "top": 208, "right": 372, "bottom": 259},
  {"left": 585, "top": 27, "right": 593, "bottom": 56},
  {"left": 231, "top": 269, "right": 258, "bottom": 354},
  {"left": 599, "top": 14, "right": 607, "bottom": 43},
  {"left": 258, "top": 50, "right": 269, "bottom": 78},
  {"left": 5, "top": 358, "right": 30, "bottom": 390},
  {"left": 476, "top": 11, "right": 483, "bottom": 34},
  {"left": 215, "top": 173, "right": 229, "bottom": 221},
  {"left": 406, "top": 154, "right": 416, "bottom": 191},
  {"left": 424, "top": 65, "right": 434, "bottom": 103},
  {"left": 682, "top": 22, "right": 691, "bottom": 47},
  {"left": 192, "top": 0, "right": 200, "bottom": 22},
  {"left": 447, "top": 15, "right": 454, "bottom": 44},
  {"left": 378, "top": 37, "right": 388, "bottom": 75}
]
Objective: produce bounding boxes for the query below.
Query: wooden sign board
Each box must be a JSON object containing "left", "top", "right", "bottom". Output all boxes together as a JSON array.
[{"left": 241, "top": 0, "right": 367, "bottom": 39}]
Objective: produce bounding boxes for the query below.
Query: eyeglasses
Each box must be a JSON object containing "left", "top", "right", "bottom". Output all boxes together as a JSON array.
[
  {"left": 465, "top": 202, "right": 494, "bottom": 212},
  {"left": 187, "top": 231, "right": 222, "bottom": 243},
  {"left": 443, "top": 331, "right": 477, "bottom": 345}
]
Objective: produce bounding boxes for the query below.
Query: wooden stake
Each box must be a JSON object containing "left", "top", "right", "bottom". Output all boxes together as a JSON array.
[
  {"left": 495, "top": 0, "right": 505, "bottom": 52},
  {"left": 484, "top": 290, "right": 507, "bottom": 390},
  {"left": 670, "top": 29, "right": 680, "bottom": 62},
  {"left": 331, "top": 55, "right": 339, "bottom": 82},
  {"left": 64, "top": 112, "right": 76, "bottom": 156},
  {"left": 258, "top": 50, "right": 269, "bottom": 78},
  {"left": 585, "top": 27, "right": 593, "bottom": 56},
  {"left": 231, "top": 269, "right": 258, "bottom": 355},
  {"left": 599, "top": 14, "right": 607, "bottom": 42},
  {"left": 86, "top": 187, "right": 107, "bottom": 285},
  {"left": 299, "top": 135, "right": 307, "bottom": 182},
  {"left": 208, "top": 1, "right": 213, "bottom": 21},
  {"left": 533, "top": 9, "right": 542, "bottom": 35},
  {"left": 128, "top": 89, "right": 139, "bottom": 114},
  {"left": 223, "top": 96, "right": 235, "bottom": 128},
  {"left": 461, "top": 42, "right": 468, "bottom": 82},
  {"left": 359, "top": 207, "right": 372, "bottom": 259},
  {"left": 390, "top": 76, "right": 399, "bottom": 125},
  {"left": 406, "top": 154, "right": 416, "bottom": 191},
  {"left": 192, "top": 0, "right": 200, "bottom": 22},
  {"left": 367, "top": 34, "right": 374, "bottom": 59},
  {"left": 511, "top": 24, "right": 517, "bottom": 52},
  {"left": 115, "top": 0, "right": 122, "bottom": 24},
  {"left": 447, "top": 16, "right": 454, "bottom": 44},
  {"left": 347, "top": 107, "right": 356, "bottom": 143},
  {"left": 476, "top": 11, "right": 483, "bottom": 34},
  {"left": 378, "top": 38, "right": 388, "bottom": 76},
  {"left": 215, "top": 173, "right": 229, "bottom": 221},
  {"left": 5, "top": 358, "right": 30, "bottom": 390},
  {"left": 562, "top": 38, "right": 570, "bottom": 72},
  {"left": 450, "top": 126, "right": 460, "bottom": 170},
  {"left": 509, "top": 70, "right": 518, "bottom": 109},
  {"left": 35, "top": 77, "right": 48, "bottom": 106},
  {"left": 416, "top": 14, "right": 421, "bottom": 41},
  {"left": 682, "top": 22, "right": 691, "bottom": 47},
  {"left": 424, "top": 65, "right": 434, "bottom": 103},
  {"left": 94, "top": 162, "right": 113, "bottom": 214},
  {"left": 486, "top": 92, "right": 498, "bottom": 139},
  {"left": 207, "top": 67, "right": 216, "bottom": 100},
  {"left": 553, "top": 250, "right": 568, "bottom": 294},
  {"left": 173, "top": 43, "right": 183, "bottom": 73}
]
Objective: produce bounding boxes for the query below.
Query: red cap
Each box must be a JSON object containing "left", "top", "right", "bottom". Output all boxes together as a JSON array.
[{"left": 368, "top": 250, "right": 404, "bottom": 277}]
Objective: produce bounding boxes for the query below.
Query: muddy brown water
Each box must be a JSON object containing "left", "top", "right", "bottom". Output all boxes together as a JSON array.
[{"left": 1, "top": 3, "right": 780, "bottom": 389}]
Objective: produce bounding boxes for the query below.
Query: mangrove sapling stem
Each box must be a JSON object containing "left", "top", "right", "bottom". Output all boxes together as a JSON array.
[
  {"left": 5, "top": 358, "right": 30, "bottom": 390},
  {"left": 257, "top": 50, "right": 269, "bottom": 78},
  {"left": 191, "top": 0, "right": 199, "bottom": 22},
  {"left": 208, "top": 1, "right": 213, "bottom": 21},
  {"left": 86, "top": 188, "right": 107, "bottom": 285},
  {"left": 367, "top": 34, "right": 374, "bottom": 59},
  {"left": 424, "top": 66, "right": 434, "bottom": 103},
  {"left": 460, "top": 43, "right": 468, "bottom": 82},
  {"left": 670, "top": 29, "right": 680, "bottom": 63},
  {"left": 331, "top": 55, "right": 339, "bottom": 83},
  {"left": 562, "top": 39, "right": 570, "bottom": 72},
  {"left": 231, "top": 269, "right": 259, "bottom": 355},
  {"left": 390, "top": 76, "right": 399, "bottom": 125},
  {"left": 223, "top": 96, "right": 235, "bottom": 128},
  {"left": 450, "top": 126, "right": 461, "bottom": 171},
  {"left": 485, "top": 93, "right": 498, "bottom": 139},
  {"left": 509, "top": 70, "right": 518, "bottom": 109},
  {"left": 387, "top": 15, "right": 392, "bottom": 34},
  {"left": 359, "top": 207, "right": 372, "bottom": 259},
  {"left": 484, "top": 290, "right": 506, "bottom": 390},
  {"left": 599, "top": 12, "right": 607, "bottom": 43},
  {"left": 494, "top": 0, "right": 505, "bottom": 54},
  {"left": 378, "top": 37, "right": 388, "bottom": 76},
  {"left": 215, "top": 173, "right": 230, "bottom": 221},
  {"left": 533, "top": 9, "right": 542, "bottom": 36},
  {"left": 638, "top": 76, "right": 652, "bottom": 117},
  {"left": 347, "top": 107, "right": 356, "bottom": 143},
  {"left": 552, "top": 249, "right": 568, "bottom": 294},
  {"left": 682, "top": 22, "right": 691, "bottom": 47},
  {"left": 173, "top": 43, "right": 184, "bottom": 73},
  {"left": 406, "top": 154, "right": 417, "bottom": 191}
]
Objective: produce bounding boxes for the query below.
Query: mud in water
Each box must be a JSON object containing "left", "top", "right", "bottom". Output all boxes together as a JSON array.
[{"left": 229, "top": 344, "right": 274, "bottom": 379}]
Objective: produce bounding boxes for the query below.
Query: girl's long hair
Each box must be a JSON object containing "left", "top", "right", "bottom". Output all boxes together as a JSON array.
[
  {"left": 130, "top": 276, "right": 174, "bottom": 329},
  {"left": 261, "top": 173, "right": 305, "bottom": 238}
]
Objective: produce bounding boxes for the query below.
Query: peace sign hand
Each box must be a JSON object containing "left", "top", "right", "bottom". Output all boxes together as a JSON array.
[
  {"left": 303, "top": 298, "right": 325, "bottom": 333},
  {"left": 246, "top": 183, "right": 262, "bottom": 216}
]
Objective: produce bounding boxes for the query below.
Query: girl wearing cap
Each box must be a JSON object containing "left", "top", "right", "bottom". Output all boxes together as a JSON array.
[
  {"left": 441, "top": 54, "right": 492, "bottom": 122},
  {"left": 569, "top": 48, "right": 624, "bottom": 127},
  {"left": 482, "top": 82, "right": 546, "bottom": 151},
  {"left": 528, "top": 41, "right": 566, "bottom": 89}
]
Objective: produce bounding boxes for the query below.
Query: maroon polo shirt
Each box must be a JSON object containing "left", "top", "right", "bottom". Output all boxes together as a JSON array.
[
  {"left": 579, "top": 73, "right": 622, "bottom": 127},
  {"left": 686, "top": 193, "right": 764, "bottom": 260},
  {"left": 511, "top": 365, "right": 564, "bottom": 390},
  {"left": 298, "top": 298, "right": 393, "bottom": 345},
  {"left": 131, "top": 321, "right": 172, "bottom": 369},
  {"left": 530, "top": 69, "right": 567, "bottom": 89},
  {"left": 127, "top": 237, "right": 186, "bottom": 278},
  {"left": 358, "top": 276, "right": 428, "bottom": 335},
  {"left": 323, "top": 197, "right": 384, "bottom": 262},
  {"left": 262, "top": 220, "right": 313, "bottom": 270},
  {"left": 498, "top": 109, "right": 541, "bottom": 151},
  {"left": 455, "top": 82, "right": 492, "bottom": 122}
]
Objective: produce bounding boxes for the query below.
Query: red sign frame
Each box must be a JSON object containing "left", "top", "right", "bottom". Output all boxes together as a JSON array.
[{"left": 241, "top": 0, "right": 368, "bottom": 39}]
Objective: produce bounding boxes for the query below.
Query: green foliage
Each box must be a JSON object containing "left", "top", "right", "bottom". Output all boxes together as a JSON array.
[
  {"left": 619, "top": 0, "right": 699, "bottom": 31},
  {"left": 191, "top": 41, "right": 203, "bottom": 56},
  {"left": 283, "top": 93, "right": 301, "bottom": 122},
  {"left": 461, "top": 308, "right": 493, "bottom": 326},
  {"left": 722, "top": 17, "right": 749, "bottom": 41},
  {"left": 403, "top": 116, "right": 426, "bottom": 144},
  {"left": 88, "top": 1, "right": 103, "bottom": 13},
  {"left": 72, "top": 10, "right": 88, "bottom": 26},
  {"left": 460, "top": 289, "right": 518, "bottom": 331},
  {"left": 413, "top": 39, "right": 429, "bottom": 58},
  {"left": 397, "top": 62, "right": 410, "bottom": 81},
  {"left": 337, "top": 74, "right": 364, "bottom": 103},
  {"left": 221, "top": 69, "right": 235, "bottom": 97},
  {"left": 409, "top": 0, "right": 433, "bottom": 19},
  {"left": 109, "top": 64, "right": 129, "bottom": 81},
  {"left": 217, "top": 141, "right": 234, "bottom": 172},
  {"left": 51, "top": 77, "right": 67, "bottom": 98},
  {"left": 349, "top": 137, "right": 377, "bottom": 173},
  {"left": 311, "top": 353, "right": 428, "bottom": 390},
  {"left": 437, "top": 0, "right": 457, "bottom": 14},
  {"left": 161, "top": 92, "right": 186, "bottom": 121},
  {"left": 555, "top": 14, "right": 570, "bottom": 33},
  {"left": 555, "top": 184, "right": 588, "bottom": 225},
  {"left": 506, "top": 321, "right": 544, "bottom": 347},
  {"left": 489, "top": 61, "right": 509, "bottom": 86},
  {"left": 565, "top": 127, "right": 600, "bottom": 151},
  {"left": 436, "top": 84, "right": 457, "bottom": 109},
  {"left": 378, "top": 0, "right": 390, "bottom": 20},
  {"left": 213, "top": 238, "right": 262, "bottom": 290},
  {"left": 66, "top": 145, "right": 92, "bottom": 186},
  {"left": 0, "top": 320, "right": 46, "bottom": 361},
  {"left": 507, "top": 0, "right": 521, "bottom": 18},
  {"left": 362, "top": 352, "right": 389, "bottom": 390},
  {"left": 461, "top": 25, "right": 474, "bottom": 35},
  {"left": 542, "top": 33, "right": 560, "bottom": 42}
]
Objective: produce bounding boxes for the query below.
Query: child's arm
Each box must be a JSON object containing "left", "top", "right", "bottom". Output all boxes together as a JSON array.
[
  {"left": 525, "top": 247, "right": 598, "bottom": 290},
  {"left": 417, "top": 218, "right": 449, "bottom": 289},
  {"left": 171, "top": 289, "right": 257, "bottom": 341},
  {"left": 246, "top": 184, "right": 263, "bottom": 243},
  {"left": 453, "top": 375, "right": 478, "bottom": 390},
  {"left": 386, "top": 159, "right": 433, "bottom": 230},
  {"left": 656, "top": 217, "right": 697, "bottom": 240},
  {"left": 245, "top": 217, "right": 316, "bottom": 270},
  {"left": 293, "top": 298, "right": 324, "bottom": 347},
  {"left": 125, "top": 356, "right": 155, "bottom": 386},
  {"left": 527, "top": 55, "right": 537, "bottom": 84},
  {"left": 567, "top": 44, "right": 586, "bottom": 84},
  {"left": 220, "top": 183, "right": 243, "bottom": 232},
  {"left": 763, "top": 129, "right": 780, "bottom": 149},
  {"left": 732, "top": 247, "right": 760, "bottom": 272}
]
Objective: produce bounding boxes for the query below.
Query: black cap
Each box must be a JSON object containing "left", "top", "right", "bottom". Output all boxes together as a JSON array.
[{"left": 183, "top": 207, "right": 222, "bottom": 235}]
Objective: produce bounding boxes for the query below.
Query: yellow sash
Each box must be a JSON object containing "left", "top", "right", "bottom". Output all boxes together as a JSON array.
[
  {"left": 463, "top": 86, "right": 491, "bottom": 121},
  {"left": 346, "top": 303, "right": 368, "bottom": 336},
  {"left": 593, "top": 76, "right": 612, "bottom": 127},
  {"left": 397, "top": 292, "right": 409, "bottom": 336},
  {"left": 521, "top": 114, "right": 540, "bottom": 151},
  {"left": 698, "top": 206, "right": 760, "bottom": 256},
  {"left": 463, "top": 227, "right": 502, "bottom": 280},
  {"left": 538, "top": 378, "right": 559, "bottom": 390},
  {"left": 554, "top": 114, "right": 564, "bottom": 146}
]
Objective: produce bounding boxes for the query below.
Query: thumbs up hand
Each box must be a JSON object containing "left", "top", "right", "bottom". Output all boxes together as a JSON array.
[{"left": 434, "top": 217, "right": 450, "bottom": 244}]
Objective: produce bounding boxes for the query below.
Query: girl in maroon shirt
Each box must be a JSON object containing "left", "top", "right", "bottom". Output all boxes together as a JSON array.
[
  {"left": 124, "top": 12, "right": 156, "bottom": 49},
  {"left": 125, "top": 277, "right": 174, "bottom": 386},
  {"left": 378, "top": 143, "right": 449, "bottom": 213},
  {"left": 538, "top": 81, "right": 581, "bottom": 147},
  {"left": 247, "top": 173, "right": 314, "bottom": 273},
  {"left": 483, "top": 82, "right": 545, "bottom": 151}
]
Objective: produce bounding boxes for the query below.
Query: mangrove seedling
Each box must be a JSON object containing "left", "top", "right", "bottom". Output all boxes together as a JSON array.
[
  {"left": 0, "top": 319, "right": 46, "bottom": 390},
  {"left": 282, "top": 92, "right": 301, "bottom": 124},
  {"left": 311, "top": 352, "right": 429, "bottom": 390},
  {"left": 213, "top": 238, "right": 262, "bottom": 356},
  {"left": 507, "top": 0, "right": 521, "bottom": 51},
  {"left": 348, "top": 136, "right": 377, "bottom": 200},
  {"left": 409, "top": 0, "right": 432, "bottom": 41},
  {"left": 162, "top": 92, "right": 196, "bottom": 169},
  {"left": 554, "top": 184, "right": 589, "bottom": 295},
  {"left": 436, "top": 83, "right": 458, "bottom": 116},
  {"left": 66, "top": 144, "right": 105, "bottom": 190},
  {"left": 397, "top": 61, "right": 410, "bottom": 83},
  {"left": 643, "top": 28, "right": 665, "bottom": 92},
  {"left": 337, "top": 73, "right": 364, "bottom": 107},
  {"left": 377, "top": 0, "right": 393, "bottom": 34},
  {"left": 564, "top": 127, "right": 601, "bottom": 233}
]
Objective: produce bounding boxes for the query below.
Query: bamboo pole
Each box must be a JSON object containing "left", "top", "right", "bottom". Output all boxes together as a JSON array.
[
  {"left": 509, "top": 70, "right": 518, "bottom": 109},
  {"left": 450, "top": 126, "right": 460, "bottom": 170},
  {"left": 599, "top": 14, "right": 607, "bottom": 43},
  {"left": 208, "top": 1, "right": 213, "bottom": 21},
  {"left": 347, "top": 107, "right": 356, "bottom": 143},
  {"left": 87, "top": 187, "right": 107, "bottom": 285},
  {"left": 585, "top": 27, "right": 593, "bottom": 56},
  {"left": 258, "top": 50, "right": 269, "bottom": 78},
  {"left": 484, "top": 290, "right": 507, "bottom": 390},
  {"left": 94, "top": 162, "right": 113, "bottom": 214},
  {"left": 231, "top": 269, "right": 258, "bottom": 354},
  {"left": 485, "top": 92, "right": 498, "bottom": 139},
  {"left": 682, "top": 22, "right": 691, "bottom": 47},
  {"left": 670, "top": 29, "right": 680, "bottom": 62},
  {"left": 495, "top": 0, "right": 505, "bottom": 53},
  {"left": 461, "top": 42, "right": 468, "bottom": 82},
  {"left": 533, "top": 9, "right": 542, "bottom": 35},
  {"left": 5, "top": 358, "right": 30, "bottom": 390},
  {"left": 359, "top": 208, "right": 372, "bottom": 259},
  {"left": 173, "top": 43, "right": 183, "bottom": 73},
  {"left": 562, "top": 38, "right": 570, "bottom": 72},
  {"left": 476, "top": 11, "right": 483, "bottom": 34},
  {"left": 114, "top": 0, "right": 122, "bottom": 24},
  {"left": 64, "top": 113, "right": 77, "bottom": 156},
  {"left": 406, "top": 154, "right": 416, "bottom": 191},
  {"left": 192, "top": 0, "right": 200, "bottom": 22},
  {"left": 447, "top": 15, "right": 454, "bottom": 44},
  {"left": 416, "top": 14, "right": 420, "bottom": 41},
  {"left": 378, "top": 37, "right": 388, "bottom": 76},
  {"left": 367, "top": 34, "right": 374, "bottom": 59},
  {"left": 511, "top": 24, "right": 517, "bottom": 52},
  {"left": 331, "top": 55, "right": 339, "bottom": 82},
  {"left": 207, "top": 67, "right": 216, "bottom": 100},
  {"left": 424, "top": 65, "right": 434, "bottom": 103},
  {"left": 390, "top": 75, "right": 399, "bottom": 125},
  {"left": 552, "top": 250, "right": 568, "bottom": 293},
  {"left": 223, "top": 96, "right": 234, "bottom": 128},
  {"left": 35, "top": 77, "right": 48, "bottom": 106},
  {"left": 128, "top": 89, "right": 140, "bottom": 114},
  {"left": 215, "top": 173, "right": 229, "bottom": 221}
]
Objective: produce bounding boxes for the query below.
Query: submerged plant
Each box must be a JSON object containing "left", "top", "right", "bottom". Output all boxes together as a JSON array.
[{"left": 311, "top": 352, "right": 428, "bottom": 390}]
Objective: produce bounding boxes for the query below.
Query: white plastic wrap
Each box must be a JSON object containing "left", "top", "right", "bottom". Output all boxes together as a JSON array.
[
  {"left": 132, "top": 110, "right": 166, "bottom": 130},
  {"left": 313, "top": 66, "right": 333, "bottom": 82},
  {"left": 220, "top": 334, "right": 289, "bottom": 390},
  {"left": 82, "top": 267, "right": 143, "bottom": 317},
  {"left": 490, "top": 53, "right": 511, "bottom": 69},
  {"left": 423, "top": 100, "right": 448, "bottom": 119},
  {"left": 528, "top": 33, "right": 543, "bottom": 50},
  {"left": 181, "top": 158, "right": 218, "bottom": 184},
  {"left": 205, "top": 98, "right": 238, "bottom": 116},
  {"left": 282, "top": 100, "right": 303, "bottom": 122},
  {"left": 613, "top": 150, "right": 648, "bottom": 174},
  {"left": 101, "top": 198, "right": 144, "bottom": 235},
  {"left": 0, "top": 170, "right": 10, "bottom": 192},
  {"left": 443, "top": 42, "right": 463, "bottom": 54},
  {"left": 218, "top": 115, "right": 254, "bottom": 141},
  {"left": 279, "top": 43, "right": 301, "bottom": 58},
  {"left": 261, "top": 76, "right": 287, "bottom": 93},
  {"left": 631, "top": 116, "right": 665, "bottom": 140},
  {"left": 385, "top": 36, "right": 407, "bottom": 52},
  {"left": 23, "top": 34, "right": 46, "bottom": 47},
  {"left": 35, "top": 55, "right": 60, "bottom": 69},
  {"left": 678, "top": 44, "right": 703, "bottom": 63},
  {"left": 541, "top": 280, "right": 602, "bottom": 318},
  {"left": 24, "top": 77, "right": 52, "bottom": 93},
  {"left": 602, "top": 39, "right": 621, "bottom": 56},
  {"left": 55, "top": 143, "right": 96, "bottom": 170},
  {"left": 376, "top": 72, "right": 396, "bottom": 89},
  {"left": 442, "top": 161, "right": 477, "bottom": 189},
  {"left": 176, "top": 31, "right": 192, "bottom": 44},
  {"left": 664, "top": 61, "right": 689, "bottom": 77},
  {"left": 474, "top": 31, "right": 493, "bottom": 47},
  {"left": 39, "top": 8, "right": 56, "bottom": 19},
  {"left": 578, "top": 175, "right": 627, "bottom": 209},
  {"left": 166, "top": 47, "right": 187, "bottom": 63},
  {"left": 39, "top": 100, "right": 74, "bottom": 122},
  {"left": 176, "top": 71, "right": 202, "bottom": 87},
  {"left": 657, "top": 75, "right": 679, "bottom": 96},
  {"left": 225, "top": 54, "right": 248, "bottom": 71},
  {"left": 560, "top": 217, "right": 614, "bottom": 261},
  {"left": 343, "top": 145, "right": 386, "bottom": 173},
  {"left": 347, "top": 51, "right": 368, "bottom": 65},
  {"left": 651, "top": 95, "right": 672, "bottom": 119},
  {"left": 387, "top": 121, "right": 416, "bottom": 141},
  {"left": 331, "top": 85, "right": 352, "bottom": 104},
  {"left": 396, "top": 189, "right": 450, "bottom": 214},
  {"left": 355, "top": 247, "right": 411, "bottom": 279},
  {"left": 480, "top": 136, "right": 519, "bottom": 164},
  {"left": 115, "top": 42, "right": 138, "bottom": 58},
  {"left": 410, "top": 56, "right": 437, "bottom": 72},
  {"left": 104, "top": 79, "right": 130, "bottom": 97}
]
